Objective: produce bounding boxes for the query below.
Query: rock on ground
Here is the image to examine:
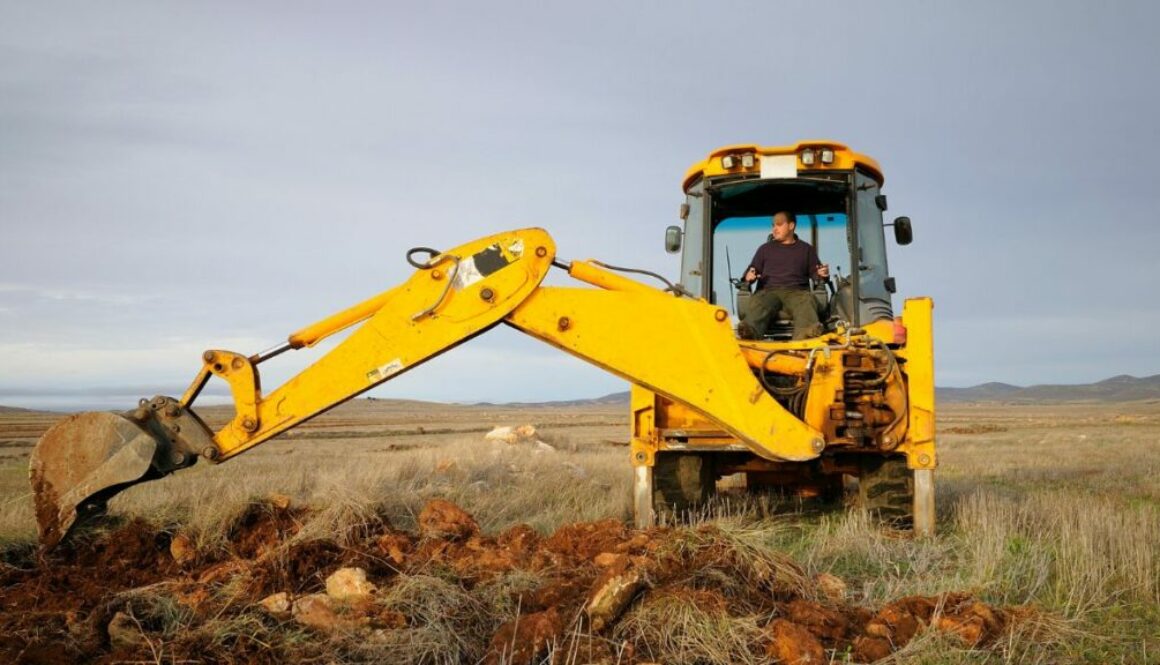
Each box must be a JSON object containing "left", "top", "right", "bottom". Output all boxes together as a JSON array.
[
  {"left": 484, "top": 424, "right": 538, "bottom": 444},
  {"left": 586, "top": 567, "right": 644, "bottom": 632},
  {"left": 259, "top": 592, "right": 292, "bottom": 617},
  {"left": 326, "top": 567, "right": 377, "bottom": 601}
]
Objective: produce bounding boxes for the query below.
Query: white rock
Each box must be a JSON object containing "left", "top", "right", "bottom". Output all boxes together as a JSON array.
[
  {"left": 259, "top": 592, "right": 292, "bottom": 617},
  {"left": 484, "top": 424, "right": 539, "bottom": 444},
  {"left": 326, "top": 567, "right": 377, "bottom": 601},
  {"left": 484, "top": 426, "right": 517, "bottom": 443}
]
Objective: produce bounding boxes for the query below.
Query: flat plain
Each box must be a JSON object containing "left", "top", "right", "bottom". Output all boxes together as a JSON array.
[{"left": 0, "top": 398, "right": 1156, "bottom": 663}]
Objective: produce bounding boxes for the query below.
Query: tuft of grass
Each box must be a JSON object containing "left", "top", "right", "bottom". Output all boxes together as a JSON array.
[
  {"left": 803, "top": 509, "right": 961, "bottom": 602},
  {"left": 291, "top": 490, "right": 388, "bottom": 546},
  {"left": 474, "top": 568, "right": 550, "bottom": 621},
  {"left": 955, "top": 489, "right": 1158, "bottom": 612},
  {"left": 615, "top": 587, "right": 766, "bottom": 665},
  {"left": 358, "top": 573, "right": 493, "bottom": 664}
]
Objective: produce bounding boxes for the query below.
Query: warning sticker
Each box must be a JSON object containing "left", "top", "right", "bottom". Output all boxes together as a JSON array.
[{"left": 367, "top": 358, "right": 405, "bottom": 383}]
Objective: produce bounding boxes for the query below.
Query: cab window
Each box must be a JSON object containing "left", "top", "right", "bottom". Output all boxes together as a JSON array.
[{"left": 711, "top": 212, "right": 848, "bottom": 318}]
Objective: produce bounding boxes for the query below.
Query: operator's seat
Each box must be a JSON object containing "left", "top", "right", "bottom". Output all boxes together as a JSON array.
[{"left": 738, "top": 286, "right": 832, "bottom": 341}]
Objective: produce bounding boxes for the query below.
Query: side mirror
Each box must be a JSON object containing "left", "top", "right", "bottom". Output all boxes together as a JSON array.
[
  {"left": 664, "top": 225, "right": 683, "bottom": 253},
  {"left": 893, "top": 216, "right": 913, "bottom": 245}
]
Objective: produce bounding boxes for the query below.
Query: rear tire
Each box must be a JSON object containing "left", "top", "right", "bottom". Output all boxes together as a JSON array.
[
  {"left": 854, "top": 456, "right": 914, "bottom": 527},
  {"left": 653, "top": 453, "right": 714, "bottom": 522}
]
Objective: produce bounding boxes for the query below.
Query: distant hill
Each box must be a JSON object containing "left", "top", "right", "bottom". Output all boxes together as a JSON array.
[
  {"left": 473, "top": 391, "right": 631, "bottom": 408},
  {"left": 493, "top": 376, "right": 1160, "bottom": 407},
  {"left": 0, "top": 405, "right": 51, "bottom": 415},
  {"left": 938, "top": 374, "right": 1160, "bottom": 404}
]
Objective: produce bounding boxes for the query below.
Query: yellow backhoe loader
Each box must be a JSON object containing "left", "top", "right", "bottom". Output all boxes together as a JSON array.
[{"left": 30, "top": 141, "right": 935, "bottom": 550}]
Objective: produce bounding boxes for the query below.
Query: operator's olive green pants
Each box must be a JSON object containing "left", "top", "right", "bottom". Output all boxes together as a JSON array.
[{"left": 739, "top": 287, "right": 822, "bottom": 340}]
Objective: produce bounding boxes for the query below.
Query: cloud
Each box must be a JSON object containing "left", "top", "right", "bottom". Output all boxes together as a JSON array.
[
  {"left": 0, "top": 283, "right": 154, "bottom": 306},
  {"left": 1, "top": 1, "right": 1159, "bottom": 406}
]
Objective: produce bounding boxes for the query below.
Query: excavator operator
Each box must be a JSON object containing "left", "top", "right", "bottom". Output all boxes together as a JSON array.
[{"left": 737, "top": 211, "right": 830, "bottom": 340}]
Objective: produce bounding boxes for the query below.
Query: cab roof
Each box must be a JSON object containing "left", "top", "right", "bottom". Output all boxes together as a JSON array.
[{"left": 683, "top": 140, "right": 884, "bottom": 192}]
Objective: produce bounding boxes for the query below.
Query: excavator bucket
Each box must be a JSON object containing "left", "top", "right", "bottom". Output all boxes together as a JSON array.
[{"left": 30, "top": 411, "right": 162, "bottom": 550}]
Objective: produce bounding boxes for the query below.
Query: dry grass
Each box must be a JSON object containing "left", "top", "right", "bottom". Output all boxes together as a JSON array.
[
  {"left": 615, "top": 587, "right": 767, "bottom": 664},
  {"left": 363, "top": 574, "right": 494, "bottom": 664},
  {"left": 1, "top": 400, "right": 1158, "bottom": 662}
]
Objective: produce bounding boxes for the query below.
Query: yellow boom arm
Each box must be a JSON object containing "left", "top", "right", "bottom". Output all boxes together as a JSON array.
[{"left": 190, "top": 227, "right": 824, "bottom": 463}]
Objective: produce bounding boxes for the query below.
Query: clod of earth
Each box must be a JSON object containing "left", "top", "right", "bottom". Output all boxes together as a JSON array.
[
  {"left": 852, "top": 635, "right": 894, "bottom": 662},
  {"left": 486, "top": 606, "right": 562, "bottom": 665},
  {"left": 767, "top": 618, "right": 826, "bottom": 665},
  {"left": 268, "top": 493, "right": 293, "bottom": 510},
  {"left": 785, "top": 599, "right": 852, "bottom": 641},
  {"left": 375, "top": 531, "right": 412, "bottom": 566},
  {"left": 813, "top": 572, "right": 847, "bottom": 602},
  {"left": 107, "top": 611, "right": 147, "bottom": 649},
  {"left": 418, "top": 498, "right": 480, "bottom": 540},
  {"left": 169, "top": 532, "right": 196, "bottom": 565}
]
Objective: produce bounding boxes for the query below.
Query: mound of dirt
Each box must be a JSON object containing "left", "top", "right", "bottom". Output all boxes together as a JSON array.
[{"left": 0, "top": 498, "right": 1041, "bottom": 664}]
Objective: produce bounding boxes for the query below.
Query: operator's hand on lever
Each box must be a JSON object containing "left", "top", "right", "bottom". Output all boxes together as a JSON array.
[
  {"left": 743, "top": 266, "right": 759, "bottom": 283},
  {"left": 815, "top": 263, "right": 830, "bottom": 280}
]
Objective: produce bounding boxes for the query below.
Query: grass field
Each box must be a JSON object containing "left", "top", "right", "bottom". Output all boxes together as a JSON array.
[{"left": 0, "top": 398, "right": 1157, "bottom": 663}]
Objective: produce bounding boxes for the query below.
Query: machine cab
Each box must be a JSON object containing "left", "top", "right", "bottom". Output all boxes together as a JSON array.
[{"left": 668, "top": 141, "right": 912, "bottom": 333}]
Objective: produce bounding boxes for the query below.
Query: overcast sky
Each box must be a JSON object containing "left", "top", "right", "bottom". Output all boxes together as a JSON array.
[{"left": 2, "top": 1, "right": 1159, "bottom": 410}]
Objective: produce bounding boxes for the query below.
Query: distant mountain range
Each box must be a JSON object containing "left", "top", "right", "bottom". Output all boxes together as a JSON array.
[
  {"left": 937, "top": 374, "right": 1160, "bottom": 403},
  {"left": 484, "top": 375, "right": 1160, "bottom": 407},
  {"left": 5, "top": 375, "right": 1160, "bottom": 415}
]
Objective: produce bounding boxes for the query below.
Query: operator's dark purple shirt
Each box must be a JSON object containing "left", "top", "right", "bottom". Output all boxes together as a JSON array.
[{"left": 747, "top": 236, "right": 820, "bottom": 290}]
